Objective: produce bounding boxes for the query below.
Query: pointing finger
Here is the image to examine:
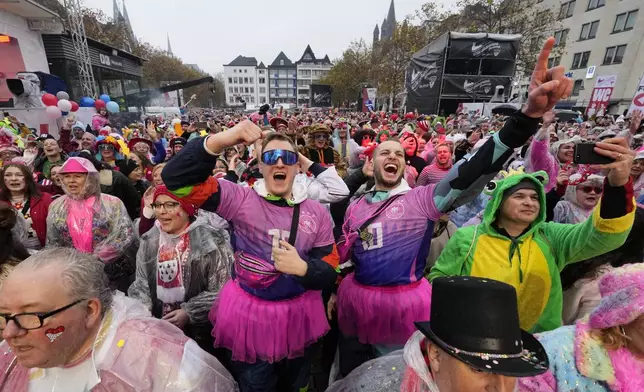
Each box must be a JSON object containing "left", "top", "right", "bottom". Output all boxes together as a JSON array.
[{"left": 535, "top": 37, "right": 555, "bottom": 73}]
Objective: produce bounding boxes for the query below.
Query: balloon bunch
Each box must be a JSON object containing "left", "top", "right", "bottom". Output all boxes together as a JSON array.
[
  {"left": 78, "top": 94, "right": 120, "bottom": 113},
  {"left": 41, "top": 91, "right": 79, "bottom": 119}
]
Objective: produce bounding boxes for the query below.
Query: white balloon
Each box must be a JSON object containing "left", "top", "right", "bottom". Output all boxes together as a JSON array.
[
  {"left": 57, "top": 99, "right": 72, "bottom": 112},
  {"left": 46, "top": 106, "right": 63, "bottom": 119},
  {"left": 56, "top": 91, "right": 70, "bottom": 100}
]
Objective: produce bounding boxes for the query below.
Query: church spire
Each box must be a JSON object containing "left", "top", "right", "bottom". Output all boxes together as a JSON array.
[{"left": 167, "top": 33, "right": 173, "bottom": 56}]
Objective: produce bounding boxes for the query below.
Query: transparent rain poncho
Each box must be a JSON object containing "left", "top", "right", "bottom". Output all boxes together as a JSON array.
[{"left": 46, "top": 158, "right": 135, "bottom": 267}]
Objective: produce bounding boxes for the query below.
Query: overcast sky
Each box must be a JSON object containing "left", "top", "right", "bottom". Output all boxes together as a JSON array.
[{"left": 82, "top": 0, "right": 458, "bottom": 75}]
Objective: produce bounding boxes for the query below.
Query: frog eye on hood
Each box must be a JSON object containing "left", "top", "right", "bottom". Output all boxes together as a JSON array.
[
  {"left": 532, "top": 172, "right": 549, "bottom": 186},
  {"left": 484, "top": 180, "right": 497, "bottom": 196}
]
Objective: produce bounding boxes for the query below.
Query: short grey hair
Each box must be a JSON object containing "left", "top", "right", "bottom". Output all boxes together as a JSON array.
[{"left": 17, "top": 248, "right": 113, "bottom": 316}]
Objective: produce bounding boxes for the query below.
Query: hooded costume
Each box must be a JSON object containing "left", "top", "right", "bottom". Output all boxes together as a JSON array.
[
  {"left": 429, "top": 169, "right": 635, "bottom": 333},
  {"left": 299, "top": 124, "right": 347, "bottom": 178},
  {"left": 46, "top": 158, "right": 136, "bottom": 291},
  {"left": 553, "top": 174, "right": 604, "bottom": 224}
]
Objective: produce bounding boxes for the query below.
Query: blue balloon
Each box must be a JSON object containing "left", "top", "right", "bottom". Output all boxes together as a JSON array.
[
  {"left": 99, "top": 94, "right": 111, "bottom": 103},
  {"left": 106, "top": 101, "right": 120, "bottom": 113},
  {"left": 79, "top": 97, "right": 95, "bottom": 107},
  {"left": 61, "top": 111, "right": 69, "bottom": 116}
]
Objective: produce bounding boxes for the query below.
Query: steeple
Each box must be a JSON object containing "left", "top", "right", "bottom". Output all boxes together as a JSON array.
[
  {"left": 113, "top": 0, "right": 124, "bottom": 23},
  {"left": 121, "top": 0, "right": 136, "bottom": 47},
  {"left": 167, "top": 33, "right": 173, "bottom": 56},
  {"left": 387, "top": 0, "right": 396, "bottom": 28},
  {"left": 373, "top": 24, "right": 380, "bottom": 45}
]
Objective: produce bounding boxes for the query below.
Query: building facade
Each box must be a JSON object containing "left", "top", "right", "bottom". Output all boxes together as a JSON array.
[
  {"left": 268, "top": 52, "right": 297, "bottom": 106},
  {"left": 295, "top": 45, "right": 332, "bottom": 107},
  {"left": 223, "top": 55, "right": 268, "bottom": 110},
  {"left": 525, "top": 0, "right": 643, "bottom": 114}
]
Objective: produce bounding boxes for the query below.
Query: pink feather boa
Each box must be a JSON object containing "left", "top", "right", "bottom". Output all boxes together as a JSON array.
[{"left": 609, "top": 347, "right": 644, "bottom": 392}]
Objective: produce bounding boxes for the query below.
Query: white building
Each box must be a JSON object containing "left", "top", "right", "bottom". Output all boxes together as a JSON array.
[
  {"left": 223, "top": 55, "right": 267, "bottom": 110},
  {"left": 0, "top": 0, "right": 63, "bottom": 105},
  {"left": 517, "top": 0, "right": 643, "bottom": 114},
  {"left": 295, "top": 45, "right": 332, "bottom": 107}
]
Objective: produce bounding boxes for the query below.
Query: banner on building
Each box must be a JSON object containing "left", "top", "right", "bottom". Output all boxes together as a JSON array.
[
  {"left": 627, "top": 75, "right": 644, "bottom": 116},
  {"left": 362, "top": 88, "right": 378, "bottom": 112},
  {"left": 310, "top": 84, "right": 332, "bottom": 107},
  {"left": 585, "top": 75, "right": 617, "bottom": 117},
  {"left": 441, "top": 75, "right": 513, "bottom": 97}
]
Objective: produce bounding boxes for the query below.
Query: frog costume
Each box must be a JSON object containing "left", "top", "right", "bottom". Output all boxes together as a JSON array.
[{"left": 429, "top": 168, "right": 635, "bottom": 333}]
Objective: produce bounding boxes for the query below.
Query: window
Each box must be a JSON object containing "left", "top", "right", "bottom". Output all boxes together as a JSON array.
[
  {"left": 547, "top": 56, "right": 561, "bottom": 68},
  {"left": 259, "top": 87, "right": 266, "bottom": 93},
  {"left": 572, "top": 79, "right": 583, "bottom": 96},
  {"left": 228, "top": 87, "right": 233, "bottom": 93},
  {"left": 234, "top": 87, "right": 238, "bottom": 93},
  {"left": 587, "top": 0, "right": 604, "bottom": 11},
  {"left": 579, "top": 21, "right": 599, "bottom": 40},
  {"left": 228, "top": 77, "right": 232, "bottom": 84},
  {"left": 260, "top": 96, "right": 266, "bottom": 104},
  {"left": 243, "top": 77, "right": 248, "bottom": 84},
  {"left": 233, "top": 77, "right": 238, "bottom": 84},
  {"left": 603, "top": 45, "right": 626, "bottom": 64},
  {"left": 571, "top": 51, "right": 591, "bottom": 69},
  {"left": 250, "top": 87, "right": 254, "bottom": 93},
  {"left": 233, "top": 69, "right": 237, "bottom": 73},
  {"left": 259, "top": 70, "right": 264, "bottom": 74},
  {"left": 259, "top": 77, "right": 265, "bottom": 84},
  {"left": 250, "top": 77, "right": 254, "bottom": 84},
  {"left": 250, "top": 96, "right": 255, "bottom": 103},
  {"left": 613, "top": 10, "right": 638, "bottom": 33},
  {"left": 229, "top": 96, "right": 234, "bottom": 103},
  {"left": 559, "top": 1, "right": 575, "bottom": 18},
  {"left": 554, "top": 29, "right": 569, "bottom": 46},
  {"left": 245, "top": 87, "right": 249, "bottom": 93},
  {"left": 280, "top": 59, "right": 285, "bottom": 66},
  {"left": 244, "top": 69, "right": 247, "bottom": 73}
]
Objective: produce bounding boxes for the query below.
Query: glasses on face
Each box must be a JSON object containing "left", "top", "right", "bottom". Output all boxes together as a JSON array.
[
  {"left": 314, "top": 133, "right": 329, "bottom": 141},
  {"left": 0, "top": 299, "right": 85, "bottom": 331},
  {"left": 99, "top": 145, "right": 114, "bottom": 150},
  {"left": 261, "top": 149, "right": 298, "bottom": 166},
  {"left": 579, "top": 186, "right": 603, "bottom": 194},
  {"left": 151, "top": 201, "right": 181, "bottom": 212}
]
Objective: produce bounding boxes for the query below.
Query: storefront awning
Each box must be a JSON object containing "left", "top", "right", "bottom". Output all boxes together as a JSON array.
[{"left": 0, "top": 0, "right": 60, "bottom": 19}]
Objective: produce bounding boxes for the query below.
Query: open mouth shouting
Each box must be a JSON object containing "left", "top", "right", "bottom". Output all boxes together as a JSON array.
[{"left": 273, "top": 172, "right": 287, "bottom": 182}]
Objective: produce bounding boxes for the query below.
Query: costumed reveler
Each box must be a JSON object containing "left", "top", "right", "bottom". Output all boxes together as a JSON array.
[
  {"left": 46, "top": 157, "right": 136, "bottom": 292},
  {"left": 333, "top": 37, "right": 574, "bottom": 376},
  {"left": 299, "top": 123, "right": 347, "bottom": 178},
  {"left": 162, "top": 122, "right": 340, "bottom": 392}
]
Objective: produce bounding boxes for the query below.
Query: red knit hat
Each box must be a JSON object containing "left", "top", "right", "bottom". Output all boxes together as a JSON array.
[{"left": 153, "top": 185, "right": 196, "bottom": 216}]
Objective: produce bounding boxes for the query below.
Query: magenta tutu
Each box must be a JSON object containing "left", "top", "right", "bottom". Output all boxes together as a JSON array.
[
  {"left": 337, "top": 273, "right": 431, "bottom": 345},
  {"left": 209, "top": 280, "right": 330, "bottom": 364}
]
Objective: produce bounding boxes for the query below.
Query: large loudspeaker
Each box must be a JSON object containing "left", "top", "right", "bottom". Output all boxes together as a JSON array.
[{"left": 405, "top": 32, "right": 521, "bottom": 114}]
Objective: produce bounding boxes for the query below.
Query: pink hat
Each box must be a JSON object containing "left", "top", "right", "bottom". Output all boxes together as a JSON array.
[
  {"left": 589, "top": 263, "right": 644, "bottom": 329},
  {"left": 58, "top": 157, "right": 98, "bottom": 174}
]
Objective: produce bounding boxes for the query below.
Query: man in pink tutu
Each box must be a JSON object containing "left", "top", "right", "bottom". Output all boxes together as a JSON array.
[
  {"left": 162, "top": 126, "right": 340, "bottom": 391},
  {"left": 333, "top": 37, "right": 573, "bottom": 376},
  {"left": 0, "top": 248, "right": 237, "bottom": 391}
]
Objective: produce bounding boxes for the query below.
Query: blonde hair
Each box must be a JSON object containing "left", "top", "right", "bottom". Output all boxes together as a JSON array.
[
  {"left": 152, "top": 163, "right": 166, "bottom": 176},
  {"left": 591, "top": 326, "right": 630, "bottom": 351}
]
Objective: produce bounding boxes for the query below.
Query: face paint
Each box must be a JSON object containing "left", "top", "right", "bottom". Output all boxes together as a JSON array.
[{"left": 45, "top": 326, "right": 65, "bottom": 342}]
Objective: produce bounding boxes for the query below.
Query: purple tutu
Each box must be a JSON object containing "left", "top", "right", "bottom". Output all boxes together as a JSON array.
[
  {"left": 209, "top": 280, "right": 330, "bottom": 364},
  {"left": 337, "top": 273, "right": 431, "bottom": 345}
]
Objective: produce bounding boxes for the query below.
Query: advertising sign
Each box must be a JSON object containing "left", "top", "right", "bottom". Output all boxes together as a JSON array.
[
  {"left": 362, "top": 88, "right": 377, "bottom": 112},
  {"left": 627, "top": 75, "right": 644, "bottom": 116},
  {"left": 585, "top": 75, "right": 617, "bottom": 117}
]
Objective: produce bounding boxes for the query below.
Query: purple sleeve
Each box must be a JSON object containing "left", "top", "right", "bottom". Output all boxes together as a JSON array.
[
  {"left": 405, "top": 185, "right": 442, "bottom": 221},
  {"left": 312, "top": 204, "right": 335, "bottom": 248},
  {"left": 214, "top": 179, "right": 253, "bottom": 222},
  {"left": 527, "top": 138, "right": 558, "bottom": 193}
]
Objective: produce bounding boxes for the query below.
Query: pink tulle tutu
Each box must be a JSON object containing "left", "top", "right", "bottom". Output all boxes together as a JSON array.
[
  {"left": 337, "top": 273, "right": 431, "bottom": 345},
  {"left": 209, "top": 280, "right": 330, "bottom": 364}
]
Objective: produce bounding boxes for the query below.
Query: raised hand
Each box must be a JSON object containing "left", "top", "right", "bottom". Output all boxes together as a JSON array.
[
  {"left": 593, "top": 137, "right": 636, "bottom": 187},
  {"left": 523, "top": 37, "right": 573, "bottom": 118},
  {"left": 233, "top": 120, "right": 266, "bottom": 146},
  {"left": 630, "top": 110, "right": 643, "bottom": 135}
]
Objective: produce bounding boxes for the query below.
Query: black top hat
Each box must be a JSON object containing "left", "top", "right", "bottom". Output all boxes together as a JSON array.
[{"left": 415, "top": 276, "right": 548, "bottom": 377}]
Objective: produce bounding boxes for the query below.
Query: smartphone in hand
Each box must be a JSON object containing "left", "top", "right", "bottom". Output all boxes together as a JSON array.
[{"left": 574, "top": 143, "right": 614, "bottom": 165}]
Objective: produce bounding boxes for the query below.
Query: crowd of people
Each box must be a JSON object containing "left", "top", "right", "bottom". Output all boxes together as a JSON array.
[{"left": 0, "top": 37, "right": 643, "bottom": 392}]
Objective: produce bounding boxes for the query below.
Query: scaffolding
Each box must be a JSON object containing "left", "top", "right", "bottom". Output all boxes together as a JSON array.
[{"left": 64, "top": 0, "right": 98, "bottom": 98}]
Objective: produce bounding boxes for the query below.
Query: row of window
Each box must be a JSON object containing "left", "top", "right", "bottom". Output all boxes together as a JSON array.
[
  {"left": 228, "top": 77, "right": 269, "bottom": 85},
  {"left": 553, "top": 9, "right": 638, "bottom": 47},
  {"left": 569, "top": 44, "right": 627, "bottom": 69},
  {"left": 228, "top": 86, "right": 268, "bottom": 94},
  {"left": 557, "top": 0, "right": 605, "bottom": 18},
  {"left": 227, "top": 95, "right": 267, "bottom": 104}
]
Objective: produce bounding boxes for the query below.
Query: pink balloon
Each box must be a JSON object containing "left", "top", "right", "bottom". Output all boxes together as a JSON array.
[
  {"left": 42, "top": 93, "right": 58, "bottom": 107},
  {"left": 70, "top": 101, "right": 79, "bottom": 112},
  {"left": 45, "top": 105, "right": 62, "bottom": 119},
  {"left": 94, "top": 99, "right": 106, "bottom": 109}
]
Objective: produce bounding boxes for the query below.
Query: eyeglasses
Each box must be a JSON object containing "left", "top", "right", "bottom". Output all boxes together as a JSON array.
[
  {"left": 151, "top": 201, "right": 181, "bottom": 211},
  {"left": 579, "top": 186, "right": 603, "bottom": 194},
  {"left": 261, "top": 149, "right": 298, "bottom": 166},
  {"left": 98, "top": 144, "right": 114, "bottom": 150},
  {"left": 0, "top": 299, "right": 85, "bottom": 331},
  {"left": 314, "top": 133, "right": 329, "bottom": 141}
]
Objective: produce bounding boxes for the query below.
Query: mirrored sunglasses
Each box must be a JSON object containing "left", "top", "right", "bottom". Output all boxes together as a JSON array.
[
  {"left": 261, "top": 149, "right": 298, "bottom": 166},
  {"left": 579, "top": 186, "right": 603, "bottom": 194}
]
